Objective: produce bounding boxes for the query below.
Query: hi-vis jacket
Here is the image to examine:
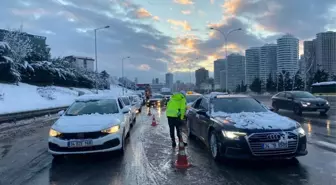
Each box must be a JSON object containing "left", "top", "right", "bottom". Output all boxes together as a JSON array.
[{"left": 166, "top": 92, "right": 187, "bottom": 120}]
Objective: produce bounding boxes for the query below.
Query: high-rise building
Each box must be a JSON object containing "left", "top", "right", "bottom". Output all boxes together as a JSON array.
[
  {"left": 260, "top": 44, "right": 277, "bottom": 83},
  {"left": 134, "top": 77, "right": 138, "bottom": 84},
  {"left": 165, "top": 73, "right": 173, "bottom": 89},
  {"left": 277, "top": 34, "right": 299, "bottom": 77},
  {"left": 219, "top": 70, "right": 226, "bottom": 90},
  {"left": 245, "top": 47, "right": 260, "bottom": 86},
  {"left": 214, "top": 59, "right": 226, "bottom": 85},
  {"left": 303, "top": 40, "right": 316, "bottom": 79},
  {"left": 298, "top": 55, "right": 305, "bottom": 78},
  {"left": 227, "top": 53, "right": 245, "bottom": 91},
  {"left": 315, "top": 31, "right": 336, "bottom": 75},
  {"left": 155, "top": 78, "right": 159, "bottom": 84},
  {"left": 195, "top": 67, "right": 209, "bottom": 87}
]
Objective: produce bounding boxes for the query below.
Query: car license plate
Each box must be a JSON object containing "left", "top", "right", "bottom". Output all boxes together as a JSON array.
[
  {"left": 68, "top": 140, "right": 93, "bottom": 148},
  {"left": 262, "top": 142, "right": 288, "bottom": 150},
  {"left": 317, "top": 109, "right": 325, "bottom": 112}
]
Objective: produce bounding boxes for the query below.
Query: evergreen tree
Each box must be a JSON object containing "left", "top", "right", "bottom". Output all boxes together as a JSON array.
[
  {"left": 284, "top": 72, "right": 292, "bottom": 91},
  {"left": 250, "top": 77, "right": 262, "bottom": 93},
  {"left": 293, "top": 72, "right": 304, "bottom": 90},
  {"left": 266, "top": 73, "right": 276, "bottom": 92},
  {"left": 277, "top": 73, "right": 284, "bottom": 91},
  {"left": 313, "top": 69, "right": 329, "bottom": 83}
]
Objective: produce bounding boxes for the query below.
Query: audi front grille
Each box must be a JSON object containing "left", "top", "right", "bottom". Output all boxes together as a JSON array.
[{"left": 246, "top": 132, "right": 298, "bottom": 156}]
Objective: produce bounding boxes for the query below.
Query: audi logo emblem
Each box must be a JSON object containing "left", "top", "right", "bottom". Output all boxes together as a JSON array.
[{"left": 267, "top": 133, "right": 281, "bottom": 140}]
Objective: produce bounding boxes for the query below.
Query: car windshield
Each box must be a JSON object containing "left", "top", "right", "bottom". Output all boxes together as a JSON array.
[
  {"left": 186, "top": 95, "right": 201, "bottom": 103},
  {"left": 65, "top": 99, "right": 119, "bottom": 116},
  {"left": 212, "top": 97, "right": 267, "bottom": 113},
  {"left": 292, "top": 91, "right": 316, "bottom": 98},
  {"left": 161, "top": 92, "right": 172, "bottom": 95},
  {"left": 122, "top": 97, "right": 131, "bottom": 105},
  {"left": 153, "top": 95, "right": 163, "bottom": 99}
]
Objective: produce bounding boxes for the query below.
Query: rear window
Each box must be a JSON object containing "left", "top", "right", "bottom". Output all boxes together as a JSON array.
[
  {"left": 66, "top": 99, "right": 119, "bottom": 116},
  {"left": 212, "top": 97, "right": 267, "bottom": 113},
  {"left": 186, "top": 95, "right": 201, "bottom": 103},
  {"left": 292, "top": 91, "right": 315, "bottom": 98}
]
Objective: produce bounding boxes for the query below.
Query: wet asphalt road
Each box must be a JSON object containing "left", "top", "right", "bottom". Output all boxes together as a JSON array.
[{"left": 0, "top": 104, "right": 336, "bottom": 185}]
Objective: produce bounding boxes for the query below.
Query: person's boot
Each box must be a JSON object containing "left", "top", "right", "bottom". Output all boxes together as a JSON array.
[{"left": 172, "top": 141, "right": 177, "bottom": 148}]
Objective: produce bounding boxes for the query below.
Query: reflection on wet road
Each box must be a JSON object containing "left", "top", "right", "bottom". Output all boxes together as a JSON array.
[{"left": 0, "top": 106, "right": 335, "bottom": 185}]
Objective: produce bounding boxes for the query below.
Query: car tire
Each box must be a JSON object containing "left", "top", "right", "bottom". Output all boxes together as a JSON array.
[
  {"left": 187, "top": 119, "right": 195, "bottom": 139},
  {"left": 293, "top": 105, "right": 302, "bottom": 116},
  {"left": 272, "top": 102, "right": 279, "bottom": 112},
  {"left": 209, "top": 130, "right": 221, "bottom": 162},
  {"left": 138, "top": 108, "right": 142, "bottom": 113}
]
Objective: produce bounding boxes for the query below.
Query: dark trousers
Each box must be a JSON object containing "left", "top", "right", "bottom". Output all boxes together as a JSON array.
[{"left": 167, "top": 117, "right": 182, "bottom": 143}]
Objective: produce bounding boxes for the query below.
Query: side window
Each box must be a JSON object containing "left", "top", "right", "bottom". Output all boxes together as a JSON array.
[
  {"left": 286, "top": 93, "right": 293, "bottom": 98},
  {"left": 118, "top": 98, "right": 124, "bottom": 110},
  {"left": 199, "top": 99, "right": 209, "bottom": 110},
  {"left": 193, "top": 98, "right": 202, "bottom": 109},
  {"left": 277, "top": 92, "right": 285, "bottom": 98}
]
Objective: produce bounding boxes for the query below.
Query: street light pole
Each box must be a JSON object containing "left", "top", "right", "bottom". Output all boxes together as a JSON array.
[
  {"left": 121, "top": 56, "right": 130, "bottom": 95},
  {"left": 210, "top": 27, "right": 242, "bottom": 93},
  {"left": 94, "top": 25, "right": 110, "bottom": 94}
]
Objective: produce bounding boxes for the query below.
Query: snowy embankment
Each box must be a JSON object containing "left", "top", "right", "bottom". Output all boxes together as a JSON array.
[{"left": 0, "top": 83, "right": 131, "bottom": 114}]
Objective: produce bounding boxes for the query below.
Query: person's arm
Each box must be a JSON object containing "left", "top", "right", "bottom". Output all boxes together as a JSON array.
[{"left": 180, "top": 98, "right": 187, "bottom": 120}]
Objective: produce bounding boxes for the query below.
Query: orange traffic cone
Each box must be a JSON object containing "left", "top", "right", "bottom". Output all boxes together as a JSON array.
[
  {"left": 175, "top": 141, "right": 190, "bottom": 169},
  {"left": 148, "top": 108, "right": 152, "bottom": 116},
  {"left": 151, "top": 115, "right": 157, "bottom": 126}
]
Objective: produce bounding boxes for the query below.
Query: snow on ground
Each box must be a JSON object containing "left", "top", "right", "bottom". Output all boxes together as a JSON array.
[
  {"left": 0, "top": 83, "right": 132, "bottom": 114},
  {"left": 211, "top": 111, "right": 297, "bottom": 130}
]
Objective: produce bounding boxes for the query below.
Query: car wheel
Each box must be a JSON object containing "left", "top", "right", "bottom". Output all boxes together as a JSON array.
[
  {"left": 209, "top": 130, "right": 221, "bottom": 161},
  {"left": 187, "top": 119, "right": 194, "bottom": 138},
  {"left": 293, "top": 105, "right": 302, "bottom": 116},
  {"left": 138, "top": 108, "right": 142, "bottom": 113},
  {"left": 272, "top": 102, "right": 279, "bottom": 112}
]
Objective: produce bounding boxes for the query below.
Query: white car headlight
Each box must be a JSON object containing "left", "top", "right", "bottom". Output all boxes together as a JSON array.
[
  {"left": 222, "top": 131, "right": 246, "bottom": 140},
  {"left": 49, "top": 128, "right": 61, "bottom": 137},
  {"left": 301, "top": 101, "right": 311, "bottom": 107},
  {"left": 326, "top": 101, "right": 329, "bottom": 105},
  {"left": 295, "top": 126, "right": 305, "bottom": 137},
  {"left": 102, "top": 125, "right": 120, "bottom": 134}
]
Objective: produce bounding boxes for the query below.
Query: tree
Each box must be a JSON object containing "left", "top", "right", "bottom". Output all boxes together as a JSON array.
[
  {"left": 240, "top": 80, "right": 247, "bottom": 92},
  {"left": 250, "top": 77, "right": 262, "bottom": 93},
  {"left": 313, "top": 69, "right": 329, "bottom": 83},
  {"left": 293, "top": 72, "right": 304, "bottom": 90},
  {"left": 331, "top": 74, "right": 336, "bottom": 81},
  {"left": 284, "top": 72, "right": 292, "bottom": 91},
  {"left": 277, "top": 73, "right": 284, "bottom": 92},
  {"left": 2, "top": 29, "right": 32, "bottom": 64},
  {"left": 266, "top": 73, "right": 276, "bottom": 92}
]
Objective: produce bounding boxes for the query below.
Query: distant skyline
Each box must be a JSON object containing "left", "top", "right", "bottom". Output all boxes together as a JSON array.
[{"left": 1, "top": 0, "right": 335, "bottom": 83}]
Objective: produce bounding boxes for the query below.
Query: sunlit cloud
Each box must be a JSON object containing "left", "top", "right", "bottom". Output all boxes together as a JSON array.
[
  {"left": 210, "top": 0, "right": 215, "bottom": 4},
  {"left": 136, "top": 8, "right": 152, "bottom": 18},
  {"left": 167, "top": 19, "right": 192, "bottom": 31},
  {"left": 181, "top": 10, "right": 191, "bottom": 15},
  {"left": 142, "top": 45, "right": 157, "bottom": 51},
  {"left": 222, "top": 0, "right": 241, "bottom": 15},
  {"left": 153, "top": 16, "right": 160, "bottom": 21},
  {"left": 41, "top": 30, "right": 56, "bottom": 35},
  {"left": 138, "top": 64, "right": 151, "bottom": 71},
  {"left": 11, "top": 8, "right": 49, "bottom": 20},
  {"left": 174, "top": 0, "right": 194, "bottom": 5}
]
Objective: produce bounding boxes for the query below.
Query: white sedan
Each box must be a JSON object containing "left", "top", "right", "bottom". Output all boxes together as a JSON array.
[{"left": 48, "top": 94, "right": 132, "bottom": 158}]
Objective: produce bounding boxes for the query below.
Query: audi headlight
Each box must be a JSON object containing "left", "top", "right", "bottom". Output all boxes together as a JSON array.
[
  {"left": 49, "top": 129, "right": 61, "bottom": 137},
  {"left": 102, "top": 125, "right": 120, "bottom": 134},
  {"left": 301, "top": 101, "right": 311, "bottom": 107},
  {"left": 222, "top": 131, "right": 246, "bottom": 140},
  {"left": 295, "top": 123, "right": 305, "bottom": 137}
]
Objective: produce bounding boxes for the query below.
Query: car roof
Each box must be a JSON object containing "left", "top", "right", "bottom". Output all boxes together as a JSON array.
[
  {"left": 205, "top": 93, "right": 250, "bottom": 99},
  {"left": 76, "top": 94, "right": 118, "bottom": 102}
]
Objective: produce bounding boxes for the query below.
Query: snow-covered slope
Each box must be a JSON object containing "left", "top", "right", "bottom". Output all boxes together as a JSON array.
[{"left": 0, "top": 83, "right": 131, "bottom": 114}]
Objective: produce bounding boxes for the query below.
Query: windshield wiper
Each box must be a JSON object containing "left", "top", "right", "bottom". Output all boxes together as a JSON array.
[{"left": 65, "top": 113, "right": 78, "bottom": 116}]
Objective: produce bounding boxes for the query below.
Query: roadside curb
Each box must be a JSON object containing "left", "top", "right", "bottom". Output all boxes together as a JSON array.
[{"left": 309, "top": 140, "right": 336, "bottom": 153}]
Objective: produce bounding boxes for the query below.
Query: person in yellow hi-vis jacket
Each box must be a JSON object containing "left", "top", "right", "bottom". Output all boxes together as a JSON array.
[{"left": 166, "top": 91, "right": 187, "bottom": 147}]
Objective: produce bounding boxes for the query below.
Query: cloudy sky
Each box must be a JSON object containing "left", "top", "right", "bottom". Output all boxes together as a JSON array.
[{"left": 1, "top": 0, "right": 336, "bottom": 83}]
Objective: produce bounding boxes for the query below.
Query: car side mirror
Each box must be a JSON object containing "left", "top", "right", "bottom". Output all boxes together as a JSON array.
[
  {"left": 121, "top": 107, "right": 131, "bottom": 114},
  {"left": 58, "top": 110, "right": 65, "bottom": 116}
]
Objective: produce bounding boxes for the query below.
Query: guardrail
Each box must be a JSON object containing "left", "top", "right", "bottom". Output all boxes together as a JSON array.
[{"left": 0, "top": 106, "right": 69, "bottom": 124}]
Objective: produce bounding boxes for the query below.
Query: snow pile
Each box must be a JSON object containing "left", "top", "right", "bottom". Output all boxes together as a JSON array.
[
  {"left": 312, "top": 81, "right": 336, "bottom": 86},
  {"left": 0, "top": 83, "right": 131, "bottom": 114},
  {"left": 212, "top": 111, "right": 296, "bottom": 130}
]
